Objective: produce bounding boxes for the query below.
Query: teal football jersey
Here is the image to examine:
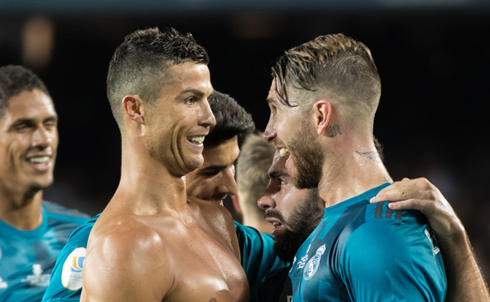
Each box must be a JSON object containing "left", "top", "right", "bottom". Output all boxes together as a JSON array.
[
  {"left": 289, "top": 184, "right": 447, "bottom": 301},
  {"left": 0, "top": 201, "right": 89, "bottom": 302}
]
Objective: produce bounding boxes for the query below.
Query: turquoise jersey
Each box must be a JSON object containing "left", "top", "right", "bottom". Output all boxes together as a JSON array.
[
  {"left": 41, "top": 215, "right": 99, "bottom": 301},
  {"left": 43, "top": 218, "right": 289, "bottom": 302},
  {"left": 0, "top": 201, "right": 89, "bottom": 302},
  {"left": 234, "top": 222, "right": 290, "bottom": 301},
  {"left": 289, "top": 183, "right": 447, "bottom": 301}
]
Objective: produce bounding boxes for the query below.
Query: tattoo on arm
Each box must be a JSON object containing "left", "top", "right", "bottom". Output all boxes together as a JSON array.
[
  {"left": 327, "top": 124, "right": 343, "bottom": 137},
  {"left": 356, "top": 151, "right": 381, "bottom": 163}
]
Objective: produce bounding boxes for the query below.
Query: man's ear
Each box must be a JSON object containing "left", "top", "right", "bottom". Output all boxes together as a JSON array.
[
  {"left": 122, "top": 95, "right": 145, "bottom": 125},
  {"left": 231, "top": 195, "right": 243, "bottom": 214},
  {"left": 313, "top": 100, "right": 332, "bottom": 136}
]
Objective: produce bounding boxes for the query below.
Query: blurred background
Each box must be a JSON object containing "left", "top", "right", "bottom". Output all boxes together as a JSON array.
[{"left": 1, "top": 0, "right": 489, "bottom": 280}]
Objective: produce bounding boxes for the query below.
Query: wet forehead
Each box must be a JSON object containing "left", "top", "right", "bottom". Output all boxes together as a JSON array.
[{"left": 164, "top": 63, "right": 212, "bottom": 91}]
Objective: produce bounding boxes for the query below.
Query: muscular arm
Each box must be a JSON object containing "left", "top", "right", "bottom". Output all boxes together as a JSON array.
[
  {"left": 81, "top": 228, "right": 172, "bottom": 302},
  {"left": 370, "top": 178, "right": 490, "bottom": 302}
]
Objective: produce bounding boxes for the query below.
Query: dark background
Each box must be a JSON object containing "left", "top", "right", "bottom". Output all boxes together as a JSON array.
[{"left": 1, "top": 1, "right": 490, "bottom": 281}]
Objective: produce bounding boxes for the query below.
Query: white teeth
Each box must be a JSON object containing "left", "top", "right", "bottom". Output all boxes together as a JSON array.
[
  {"left": 279, "top": 148, "right": 289, "bottom": 157},
  {"left": 28, "top": 156, "right": 49, "bottom": 163},
  {"left": 188, "top": 136, "right": 205, "bottom": 144},
  {"left": 272, "top": 222, "right": 280, "bottom": 227}
]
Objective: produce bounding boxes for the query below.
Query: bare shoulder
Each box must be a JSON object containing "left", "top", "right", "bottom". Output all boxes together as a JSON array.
[{"left": 83, "top": 215, "right": 174, "bottom": 301}]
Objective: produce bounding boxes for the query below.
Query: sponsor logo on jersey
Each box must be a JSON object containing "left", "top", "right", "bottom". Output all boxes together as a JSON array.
[
  {"left": 303, "top": 244, "right": 326, "bottom": 281},
  {"left": 21, "top": 264, "right": 50, "bottom": 287},
  {"left": 296, "top": 244, "right": 311, "bottom": 270},
  {"left": 62, "top": 247, "right": 86, "bottom": 291}
]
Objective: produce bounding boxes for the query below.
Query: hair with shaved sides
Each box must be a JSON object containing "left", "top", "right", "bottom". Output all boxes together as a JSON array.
[
  {"left": 107, "top": 27, "right": 209, "bottom": 128},
  {"left": 0, "top": 65, "right": 50, "bottom": 118},
  {"left": 271, "top": 33, "right": 381, "bottom": 124}
]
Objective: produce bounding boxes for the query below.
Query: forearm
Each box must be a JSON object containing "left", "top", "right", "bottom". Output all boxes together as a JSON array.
[{"left": 439, "top": 225, "right": 490, "bottom": 302}]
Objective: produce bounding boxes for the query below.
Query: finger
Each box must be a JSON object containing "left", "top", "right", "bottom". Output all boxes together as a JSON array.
[
  {"left": 387, "top": 199, "right": 424, "bottom": 211},
  {"left": 371, "top": 187, "right": 416, "bottom": 203}
]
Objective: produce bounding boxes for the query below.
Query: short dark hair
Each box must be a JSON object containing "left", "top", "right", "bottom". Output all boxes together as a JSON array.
[
  {"left": 204, "top": 91, "right": 255, "bottom": 148},
  {"left": 0, "top": 65, "right": 50, "bottom": 118},
  {"left": 271, "top": 33, "right": 381, "bottom": 119},
  {"left": 107, "top": 27, "right": 209, "bottom": 127}
]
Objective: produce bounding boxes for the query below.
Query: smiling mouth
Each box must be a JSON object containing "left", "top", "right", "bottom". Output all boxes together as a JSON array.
[
  {"left": 187, "top": 136, "right": 205, "bottom": 145},
  {"left": 266, "top": 217, "right": 285, "bottom": 235},
  {"left": 26, "top": 156, "right": 50, "bottom": 164}
]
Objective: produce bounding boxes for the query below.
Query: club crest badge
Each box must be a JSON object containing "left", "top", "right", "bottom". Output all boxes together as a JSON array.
[
  {"left": 303, "top": 244, "right": 326, "bottom": 280},
  {"left": 62, "top": 247, "right": 86, "bottom": 291}
]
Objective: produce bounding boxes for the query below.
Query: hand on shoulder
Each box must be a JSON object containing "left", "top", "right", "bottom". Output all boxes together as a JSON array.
[{"left": 370, "top": 177, "right": 464, "bottom": 242}]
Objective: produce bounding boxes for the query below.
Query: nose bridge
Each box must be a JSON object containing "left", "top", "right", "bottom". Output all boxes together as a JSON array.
[
  {"left": 263, "top": 117, "right": 276, "bottom": 143},
  {"left": 32, "top": 124, "right": 50, "bottom": 147},
  {"left": 258, "top": 183, "right": 276, "bottom": 210},
  {"left": 199, "top": 100, "right": 216, "bottom": 128},
  {"left": 219, "top": 167, "right": 237, "bottom": 196}
]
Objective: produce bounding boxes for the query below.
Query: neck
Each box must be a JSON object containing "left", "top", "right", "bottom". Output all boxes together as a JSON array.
[
  {"left": 113, "top": 137, "right": 188, "bottom": 215},
  {"left": 318, "top": 136, "right": 392, "bottom": 208},
  {"left": 0, "top": 186, "right": 44, "bottom": 230}
]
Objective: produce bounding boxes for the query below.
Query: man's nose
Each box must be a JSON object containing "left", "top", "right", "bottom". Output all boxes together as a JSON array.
[
  {"left": 31, "top": 126, "right": 51, "bottom": 149},
  {"left": 258, "top": 183, "right": 276, "bottom": 210}
]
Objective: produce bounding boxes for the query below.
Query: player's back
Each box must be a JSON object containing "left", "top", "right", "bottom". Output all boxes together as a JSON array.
[{"left": 81, "top": 196, "right": 249, "bottom": 302}]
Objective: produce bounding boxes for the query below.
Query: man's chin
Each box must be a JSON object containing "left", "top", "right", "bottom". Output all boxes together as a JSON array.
[
  {"left": 273, "top": 230, "right": 303, "bottom": 262},
  {"left": 27, "top": 178, "right": 53, "bottom": 193}
]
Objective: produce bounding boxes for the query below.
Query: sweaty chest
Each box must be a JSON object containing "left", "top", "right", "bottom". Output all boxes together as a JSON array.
[{"left": 163, "top": 227, "right": 249, "bottom": 302}]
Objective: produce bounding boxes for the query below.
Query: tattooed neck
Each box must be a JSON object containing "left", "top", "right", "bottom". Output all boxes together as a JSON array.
[
  {"left": 355, "top": 151, "right": 381, "bottom": 163},
  {"left": 327, "top": 124, "right": 343, "bottom": 137}
]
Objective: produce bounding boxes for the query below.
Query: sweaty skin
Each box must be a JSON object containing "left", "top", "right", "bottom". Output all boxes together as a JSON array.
[{"left": 81, "top": 62, "right": 249, "bottom": 302}]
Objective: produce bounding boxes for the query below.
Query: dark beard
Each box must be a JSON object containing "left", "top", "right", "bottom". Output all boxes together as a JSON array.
[
  {"left": 270, "top": 188, "right": 324, "bottom": 262},
  {"left": 288, "top": 125, "right": 324, "bottom": 189}
]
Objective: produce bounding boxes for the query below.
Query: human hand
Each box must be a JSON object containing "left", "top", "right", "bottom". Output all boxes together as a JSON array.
[{"left": 370, "top": 177, "right": 464, "bottom": 242}]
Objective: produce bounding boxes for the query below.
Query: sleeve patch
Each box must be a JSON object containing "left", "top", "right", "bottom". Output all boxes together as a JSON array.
[{"left": 61, "top": 247, "right": 86, "bottom": 291}]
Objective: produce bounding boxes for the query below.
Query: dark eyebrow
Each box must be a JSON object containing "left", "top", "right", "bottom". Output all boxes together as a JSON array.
[
  {"left": 266, "top": 97, "right": 276, "bottom": 104},
  {"left": 181, "top": 89, "right": 205, "bottom": 99},
  {"left": 9, "top": 115, "right": 58, "bottom": 129},
  {"left": 44, "top": 116, "right": 58, "bottom": 123},
  {"left": 9, "top": 118, "right": 36, "bottom": 129},
  {"left": 201, "top": 165, "right": 227, "bottom": 171},
  {"left": 268, "top": 170, "right": 289, "bottom": 180}
]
